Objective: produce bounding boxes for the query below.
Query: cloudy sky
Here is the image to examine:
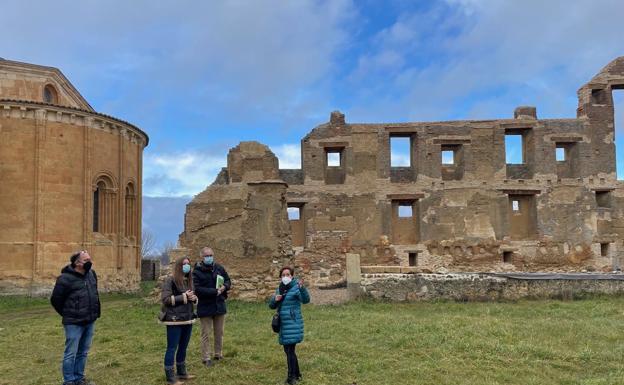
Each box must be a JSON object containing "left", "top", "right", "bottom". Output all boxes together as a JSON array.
[{"left": 2, "top": 0, "right": 624, "bottom": 250}]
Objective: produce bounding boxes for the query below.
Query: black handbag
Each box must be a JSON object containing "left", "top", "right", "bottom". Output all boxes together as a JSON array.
[
  {"left": 271, "top": 312, "right": 280, "bottom": 333},
  {"left": 271, "top": 297, "right": 283, "bottom": 333}
]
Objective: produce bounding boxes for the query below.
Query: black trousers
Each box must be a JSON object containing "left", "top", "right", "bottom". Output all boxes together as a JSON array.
[{"left": 283, "top": 344, "right": 300, "bottom": 379}]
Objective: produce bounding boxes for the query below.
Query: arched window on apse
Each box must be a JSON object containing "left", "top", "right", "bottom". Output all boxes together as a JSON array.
[
  {"left": 43, "top": 84, "right": 58, "bottom": 104},
  {"left": 93, "top": 176, "right": 117, "bottom": 234},
  {"left": 125, "top": 182, "right": 137, "bottom": 237}
]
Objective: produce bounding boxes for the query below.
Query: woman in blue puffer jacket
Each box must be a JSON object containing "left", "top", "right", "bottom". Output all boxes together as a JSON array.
[{"left": 269, "top": 266, "right": 311, "bottom": 385}]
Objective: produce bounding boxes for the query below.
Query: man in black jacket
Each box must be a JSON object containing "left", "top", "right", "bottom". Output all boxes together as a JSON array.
[
  {"left": 50, "top": 251, "right": 101, "bottom": 385},
  {"left": 192, "top": 246, "right": 231, "bottom": 367}
]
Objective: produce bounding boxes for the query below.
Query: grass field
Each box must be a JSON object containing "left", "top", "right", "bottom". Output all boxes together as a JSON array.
[{"left": 1, "top": 287, "right": 624, "bottom": 385}]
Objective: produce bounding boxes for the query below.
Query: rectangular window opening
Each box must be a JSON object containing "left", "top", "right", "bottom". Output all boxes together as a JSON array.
[
  {"left": 390, "top": 136, "right": 411, "bottom": 167},
  {"left": 503, "top": 251, "right": 513, "bottom": 263},
  {"left": 408, "top": 252, "right": 418, "bottom": 266},
  {"left": 505, "top": 134, "right": 524, "bottom": 164},
  {"left": 398, "top": 204, "right": 413, "bottom": 218},
  {"left": 441, "top": 150, "right": 455, "bottom": 165},
  {"left": 287, "top": 206, "right": 301, "bottom": 221},
  {"left": 596, "top": 191, "right": 611, "bottom": 208},
  {"left": 327, "top": 151, "right": 341, "bottom": 167},
  {"left": 601, "top": 243, "right": 610, "bottom": 257},
  {"left": 556, "top": 147, "right": 566, "bottom": 161}
]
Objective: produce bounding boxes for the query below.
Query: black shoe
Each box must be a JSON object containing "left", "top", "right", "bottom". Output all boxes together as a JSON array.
[
  {"left": 285, "top": 378, "right": 297, "bottom": 385},
  {"left": 203, "top": 359, "right": 213, "bottom": 367},
  {"left": 76, "top": 379, "right": 96, "bottom": 385}
]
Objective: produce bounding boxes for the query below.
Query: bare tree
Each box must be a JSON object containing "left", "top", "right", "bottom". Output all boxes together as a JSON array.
[
  {"left": 141, "top": 230, "right": 157, "bottom": 259},
  {"left": 159, "top": 241, "right": 176, "bottom": 265}
]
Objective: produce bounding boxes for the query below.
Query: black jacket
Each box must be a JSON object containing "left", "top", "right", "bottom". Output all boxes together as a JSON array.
[
  {"left": 160, "top": 276, "right": 196, "bottom": 324},
  {"left": 50, "top": 265, "right": 101, "bottom": 325},
  {"left": 192, "top": 262, "right": 231, "bottom": 317}
]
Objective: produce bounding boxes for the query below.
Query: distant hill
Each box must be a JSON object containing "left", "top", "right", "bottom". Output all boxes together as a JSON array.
[{"left": 142, "top": 195, "right": 192, "bottom": 252}]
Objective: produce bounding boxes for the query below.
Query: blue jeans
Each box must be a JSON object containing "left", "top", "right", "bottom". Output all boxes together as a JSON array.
[
  {"left": 165, "top": 324, "right": 193, "bottom": 368},
  {"left": 62, "top": 322, "right": 95, "bottom": 384}
]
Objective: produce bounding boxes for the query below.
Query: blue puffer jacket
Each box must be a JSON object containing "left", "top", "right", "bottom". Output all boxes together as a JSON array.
[{"left": 269, "top": 279, "right": 310, "bottom": 345}]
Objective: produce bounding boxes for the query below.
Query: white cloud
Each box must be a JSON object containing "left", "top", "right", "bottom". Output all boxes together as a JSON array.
[
  {"left": 143, "top": 151, "right": 226, "bottom": 197},
  {"left": 272, "top": 144, "right": 302, "bottom": 169},
  {"left": 0, "top": 0, "right": 357, "bottom": 131},
  {"left": 347, "top": 0, "right": 624, "bottom": 122}
]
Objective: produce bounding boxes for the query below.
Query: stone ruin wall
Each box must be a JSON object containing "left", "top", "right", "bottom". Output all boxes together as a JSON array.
[{"left": 179, "top": 57, "right": 624, "bottom": 300}]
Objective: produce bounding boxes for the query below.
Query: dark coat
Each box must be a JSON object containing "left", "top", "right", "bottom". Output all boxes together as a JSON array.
[
  {"left": 160, "top": 276, "right": 196, "bottom": 325},
  {"left": 50, "top": 265, "right": 101, "bottom": 325},
  {"left": 269, "top": 278, "right": 310, "bottom": 345},
  {"left": 192, "top": 262, "right": 231, "bottom": 317}
]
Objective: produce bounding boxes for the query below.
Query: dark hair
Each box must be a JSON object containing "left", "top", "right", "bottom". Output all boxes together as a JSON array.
[
  {"left": 70, "top": 252, "right": 81, "bottom": 267},
  {"left": 172, "top": 256, "right": 193, "bottom": 291},
  {"left": 279, "top": 266, "right": 294, "bottom": 278}
]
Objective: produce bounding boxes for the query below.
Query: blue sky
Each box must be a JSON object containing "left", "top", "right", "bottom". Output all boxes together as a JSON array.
[{"left": 2, "top": 0, "right": 624, "bottom": 250}]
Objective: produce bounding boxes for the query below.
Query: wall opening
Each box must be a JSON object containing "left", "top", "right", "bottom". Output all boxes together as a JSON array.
[
  {"left": 398, "top": 204, "right": 413, "bottom": 217},
  {"left": 390, "top": 133, "right": 416, "bottom": 183},
  {"left": 390, "top": 136, "right": 411, "bottom": 167},
  {"left": 595, "top": 190, "right": 612, "bottom": 208},
  {"left": 555, "top": 142, "right": 580, "bottom": 178},
  {"left": 505, "top": 128, "right": 534, "bottom": 179},
  {"left": 441, "top": 150, "right": 455, "bottom": 165},
  {"left": 508, "top": 194, "right": 537, "bottom": 240},
  {"left": 600, "top": 243, "right": 610, "bottom": 257},
  {"left": 43, "top": 84, "right": 58, "bottom": 104},
  {"left": 324, "top": 147, "right": 345, "bottom": 184},
  {"left": 93, "top": 185, "right": 100, "bottom": 232},
  {"left": 408, "top": 252, "right": 418, "bottom": 266},
  {"left": 505, "top": 134, "right": 524, "bottom": 164},
  {"left": 391, "top": 200, "right": 419, "bottom": 244},
  {"left": 441, "top": 144, "right": 464, "bottom": 181},
  {"left": 124, "top": 183, "right": 137, "bottom": 237},
  {"left": 503, "top": 251, "right": 513, "bottom": 263},
  {"left": 288, "top": 204, "right": 305, "bottom": 247},
  {"left": 614, "top": 90, "right": 624, "bottom": 180},
  {"left": 327, "top": 151, "right": 341, "bottom": 167},
  {"left": 93, "top": 176, "right": 116, "bottom": 234}
]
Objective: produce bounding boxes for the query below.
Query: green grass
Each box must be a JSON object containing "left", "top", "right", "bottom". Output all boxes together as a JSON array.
[{"left": 1, "top": 294, "right": 624, "bottom": 385}]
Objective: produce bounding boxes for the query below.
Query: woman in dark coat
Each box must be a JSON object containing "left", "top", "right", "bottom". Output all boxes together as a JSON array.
[
  {"left": 269, "top": 266, "right": 311, "bottom": 384},
  {"left": 160, "top": 256, "right": 197, "bottom": 385}
]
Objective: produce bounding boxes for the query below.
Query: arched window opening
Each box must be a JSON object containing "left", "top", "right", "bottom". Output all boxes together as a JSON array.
[
  {"left": 92, "top": 176, "right": 117, "bottom": 234},
  {"left": 125, "top": 183, "right": 137, "bottom": 237},
  {"left": 43, "top": 84, "right": 58, "bottom": 104}
]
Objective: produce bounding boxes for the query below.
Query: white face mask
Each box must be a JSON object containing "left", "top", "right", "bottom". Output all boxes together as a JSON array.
[{"left": 281, "top": 276, "right": 292, "bottom": 285}]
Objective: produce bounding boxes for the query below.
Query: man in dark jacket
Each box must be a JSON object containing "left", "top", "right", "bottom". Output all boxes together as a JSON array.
[
  {"left": 50, "top": 251, "right": 101, "bottom": 385},
  {"left": 192, "top": 246, "right": 231, "bottom": 367}
]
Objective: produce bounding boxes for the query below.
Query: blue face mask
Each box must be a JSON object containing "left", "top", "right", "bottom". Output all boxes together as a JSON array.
[
  {"left": 182, "top": 264, "right": 191, "bottom": 274},
  {"left": 204, "top": 256, "right": 214, "bottom": 265}
]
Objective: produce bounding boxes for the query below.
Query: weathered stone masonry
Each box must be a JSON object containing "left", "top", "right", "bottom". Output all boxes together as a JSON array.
[{"left": 181, "top": 57, "right": 624, "bottom": 300}]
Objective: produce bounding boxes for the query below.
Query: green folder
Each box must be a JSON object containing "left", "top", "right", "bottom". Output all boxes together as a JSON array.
[{"left": 216, "top": 274, "right": 224, "bottom": 289}]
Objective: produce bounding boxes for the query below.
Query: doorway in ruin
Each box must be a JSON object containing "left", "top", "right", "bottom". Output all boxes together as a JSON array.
[
  {"left": 508, "top": 194, "right": 537, "bottom": 240},
  {"left": 391, "top": 200, "right": 419, "bottom": 244},
  {"left": 288, "top": 204, "right": 305, "bottom": 247}
]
